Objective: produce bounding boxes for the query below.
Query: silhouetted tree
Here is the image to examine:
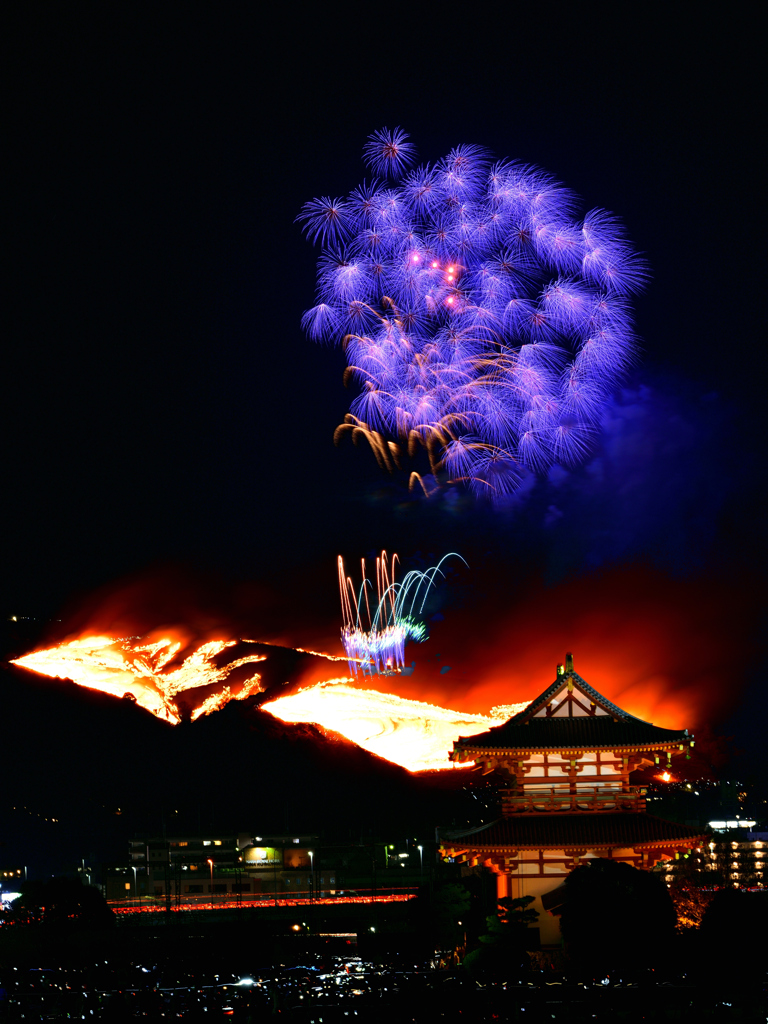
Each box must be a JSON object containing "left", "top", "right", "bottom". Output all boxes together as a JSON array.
[
  {"left": 560, "top": 859, "right": 676, "bottom": 975},
  {"left": 430, "top": 881, "right": 471, "bottom": 949},
  {"left": 661, "top": 853, "right": 720, "bottom": 929},
  {"left": 11, "top": 877, "right": 114, "bottom": 930},
  {"left": 463, "top": 895, "right": 539, "bottom": 979}
]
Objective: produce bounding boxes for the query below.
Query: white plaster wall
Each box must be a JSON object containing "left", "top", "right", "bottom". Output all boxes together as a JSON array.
[{"left": 507, "top": 875, "right": 566, "bottom": 946}]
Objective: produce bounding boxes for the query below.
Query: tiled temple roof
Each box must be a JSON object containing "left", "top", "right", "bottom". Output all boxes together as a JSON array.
[
  {"left": 509, "top": 671, "right": 637, "bottom": 723},
  {"left": 440, "top": 813, "right": 705, "bottom": 850},
  {"left": 453, "top": 656, "right": 691, "bottom": 758},
  {"left": 454, "top": 715, "right": 688, "bottom": 755}
]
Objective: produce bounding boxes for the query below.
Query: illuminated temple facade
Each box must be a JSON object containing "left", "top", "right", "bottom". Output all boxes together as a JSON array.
[{"left": 440, "top": 654, "right": 706, "bottom": 945}]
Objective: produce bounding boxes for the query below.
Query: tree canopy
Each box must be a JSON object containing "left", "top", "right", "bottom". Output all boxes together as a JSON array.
[
  {"left": 463, "top": 895, "right": 539, "bottom": 979},
  {"left": 9, "top": 877, "right": 114, "bottom": 930},
  {"left": 560, "top": 858, "right": 676, "bottom": 974}
]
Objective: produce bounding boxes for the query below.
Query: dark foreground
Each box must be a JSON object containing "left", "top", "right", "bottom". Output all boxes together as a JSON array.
[{"left": 1, "top": 951, "right": 766, "bottom": 1022}]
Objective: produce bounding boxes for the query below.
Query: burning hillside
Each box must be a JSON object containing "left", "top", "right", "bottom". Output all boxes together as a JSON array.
[
  {"left": 11, "top": 634, "right": 350, "bottom": 723},
  {"left": 262, "top": 681, "right": 526, "bottom": 772},
  {"left": 11, "top": 634, "right": 527, "bottom": 771}
]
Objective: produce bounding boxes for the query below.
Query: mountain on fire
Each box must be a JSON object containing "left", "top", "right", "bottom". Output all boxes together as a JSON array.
[{"left": 1, "top": 659, "right": 484, "bottom": 878}]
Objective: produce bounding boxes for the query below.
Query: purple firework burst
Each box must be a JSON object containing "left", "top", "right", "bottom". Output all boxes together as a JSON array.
[{"left": 298, "top": 129, "right": 648, "bottom": 498}]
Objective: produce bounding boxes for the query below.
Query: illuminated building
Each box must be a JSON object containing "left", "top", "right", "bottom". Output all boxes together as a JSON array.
[
  {"left": 111, "top": 834, "right": 320, "bottom": 901},
  {"left": 110, "top": 834, "right": 428, "bottom": 903},
  {"left": 439, "top": 653, "right": 706, "bottom": 945},
  {"left": 660, "top": 830, "right": 767, "bottom": 888},
  {"left": 0, "top": 865, "right": 26, "bottom": 907}
]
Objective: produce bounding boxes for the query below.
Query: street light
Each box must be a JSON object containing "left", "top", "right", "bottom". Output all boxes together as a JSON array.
[
  {"left": 131, "top": 866, "right": 137, "bottom": 902},
  {"left": 207, "top": 858, "right": 214, "bottom": 901},
  {"left": 418, "top": 845, "right": 423, "bottom": 875},
  {"left": 308, "top": 850, "right": 314, "bottom": 900}
]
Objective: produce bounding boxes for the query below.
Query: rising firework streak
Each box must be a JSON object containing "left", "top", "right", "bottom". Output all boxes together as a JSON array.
[
  {"left": 299, "top": 129, "right": 647, "bottom": 497},
  {"left": 338, "top": 551, "right": 465, "bottom": 675}
]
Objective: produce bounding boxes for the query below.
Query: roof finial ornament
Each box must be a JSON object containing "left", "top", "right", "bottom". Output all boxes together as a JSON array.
[
  {"left": 556, "top": 663, "right": 564, "bottom": 676},
  {"left": 565, "top": 652, "right": 574, "bottom": 674}
]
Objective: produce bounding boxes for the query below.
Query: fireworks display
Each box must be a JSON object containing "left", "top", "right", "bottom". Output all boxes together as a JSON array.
[
  {"left": 299, "top": 129, "right": 646, "bottom": 497},
  {"left": 338, "top": 551, "right": 464, "bottom": 675}
]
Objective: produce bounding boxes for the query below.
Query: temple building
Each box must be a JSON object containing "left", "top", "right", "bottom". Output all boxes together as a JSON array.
[{"left": 439, "top": 653, "right": 707, "bottom": 945}]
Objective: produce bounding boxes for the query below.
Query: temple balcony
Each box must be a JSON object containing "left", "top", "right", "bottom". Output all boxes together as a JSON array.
[{"left": 501, "top": 785, "right": 647, "bottom": 815}]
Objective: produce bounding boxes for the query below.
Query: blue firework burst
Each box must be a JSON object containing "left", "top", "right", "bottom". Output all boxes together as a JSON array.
[
  {"left": 362, "top": 127, "right": 418, "bottom": 180},
  {"left": 299, "top": 129, "right": 648, "bottom": 498}
]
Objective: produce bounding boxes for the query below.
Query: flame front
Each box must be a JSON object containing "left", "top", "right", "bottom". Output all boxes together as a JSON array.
[
  {"left": 12, "top": 634, "right": 529, "bottom": 771},
  {"left": 12, "top": 635, "right": 267, "bottom": 724},
  {"left": 263, "top": 681, "right": 528, "bottom": 772}
]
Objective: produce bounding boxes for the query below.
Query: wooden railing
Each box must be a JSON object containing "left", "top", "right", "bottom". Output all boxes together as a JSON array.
[{"left": 501, "top": 786, "right": 647, "bottom": 814}]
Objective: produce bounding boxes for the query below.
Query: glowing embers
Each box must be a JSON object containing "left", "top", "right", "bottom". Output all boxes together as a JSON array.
[
  {"left": 338, "top": 551, "right": 464, "bottom": 676},
  {"left": 264, "top": 680, "right": 527, "bottom": 772},
  {"left": 12, "top": 635, "right": 267, "bottom": 724}
]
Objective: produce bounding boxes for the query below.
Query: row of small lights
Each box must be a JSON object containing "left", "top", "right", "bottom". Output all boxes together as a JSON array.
[{"left": 10, "top": 806, "right": 58, "bottom": 822}]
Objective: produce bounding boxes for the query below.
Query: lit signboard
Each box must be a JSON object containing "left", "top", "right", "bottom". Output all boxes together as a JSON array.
[{"left": 243, "top": 846, "right": 281, "bottom": 865}]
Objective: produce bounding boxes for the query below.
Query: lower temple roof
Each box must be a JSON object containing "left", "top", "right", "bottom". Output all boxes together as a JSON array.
[{"left": 440, "top": 813, "right": 706, "bottom": 850}]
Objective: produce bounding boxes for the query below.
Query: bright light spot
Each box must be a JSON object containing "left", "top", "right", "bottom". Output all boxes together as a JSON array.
[
  {"left": 412, "top": 254, "right": 419, "bottom": 262},
  {"left": 236, "top": 978, "right": 254, "bottom": 986},
  {"left": 431, "top": 261, "right": 439, "bottom": 268}
]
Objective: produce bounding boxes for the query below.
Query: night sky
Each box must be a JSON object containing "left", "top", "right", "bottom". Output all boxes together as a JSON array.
[{"left": 3, "top": 7, "right": 764, "bottom": 823}]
